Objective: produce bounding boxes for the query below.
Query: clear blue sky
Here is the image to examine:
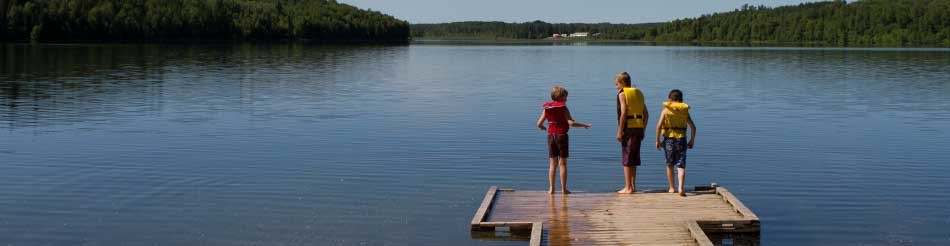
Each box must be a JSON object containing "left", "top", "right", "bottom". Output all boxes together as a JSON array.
[{"left": 340, "top": 0, "right": 821, "bottom": 24}]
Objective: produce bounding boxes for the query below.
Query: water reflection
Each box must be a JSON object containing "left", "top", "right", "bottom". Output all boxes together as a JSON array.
[
  {"left": 548, "top": 194, "right": 571, "bottom": 246},
  {"left": 708, "top": 233, "right": 761, "bottom": 246},
  {"left": 0, "top": 44, "right": 409, "bottom": 130}
]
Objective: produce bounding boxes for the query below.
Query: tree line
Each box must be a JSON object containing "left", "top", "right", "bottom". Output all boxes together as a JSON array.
[
  {"left": 0, "top": 0, "right": 409, "bottom": 42},
  {"left": 411, "top": 0, "right": 950, "bottom": 47},
  {"left": 652, "top": 0, "right": 950, "bottom": 46},
  {"left": 411, "top": 21, "right": 659, "bottom": 40}
]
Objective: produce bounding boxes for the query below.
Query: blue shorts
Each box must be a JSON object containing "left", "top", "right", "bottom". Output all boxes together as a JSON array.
[{"left": 663, "top": 137, "right": 687, "bottom": 168}]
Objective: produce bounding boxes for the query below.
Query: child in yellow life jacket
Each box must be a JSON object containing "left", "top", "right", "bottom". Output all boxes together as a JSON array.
[
  {"left": 614, "top": 72, "right": 648, "bottom": 194},
  {"left": 655, "top": 89, "right": 696, "bottom": 197}
]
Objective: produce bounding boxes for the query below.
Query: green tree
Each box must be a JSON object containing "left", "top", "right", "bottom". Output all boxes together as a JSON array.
[{"left": 1, "top": 0, "right": 409, "bottom": 43}]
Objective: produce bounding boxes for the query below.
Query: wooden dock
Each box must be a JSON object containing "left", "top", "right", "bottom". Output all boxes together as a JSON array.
[{"left": 470, "top": 184, "right": 760, "bottom": 246}]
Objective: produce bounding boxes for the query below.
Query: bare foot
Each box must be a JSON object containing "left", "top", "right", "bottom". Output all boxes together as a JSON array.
[
  {"left": 668, "top": 188, "right": 676, "bottom": 193},
  {"left": 679, "top": 192, "right": 687, "bottom": 197},
  {"left": 548, "top": 188, "right": 555, "bottom": 194},
  {"left": 616, "top": 188, "right": 634, "bottom": 194},
  {"left": 562, "top": 189, "right": 571, "bottom": 194}
]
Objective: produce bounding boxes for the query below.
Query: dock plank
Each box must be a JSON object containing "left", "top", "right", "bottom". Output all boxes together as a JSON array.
[
  {"left": 483, "top": 189, "right": 754, "bottom": 246},
  {"left": 471, "top": 186, "right": 498, "bottom": 227}
]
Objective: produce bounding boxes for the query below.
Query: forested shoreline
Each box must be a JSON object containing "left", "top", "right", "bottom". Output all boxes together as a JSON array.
[
  {"left": 412, "top": 0, "right": 950, "bottom": 47},
  {"left": 411, "top": 21, "right": 660, "bottom": 40},
  {"left": 0, "top": 0, "right": 409, "bottom": 43},
  {"left": 652, "top": 0, "right": 950, "bottom": 46},
  {"left": 4, "top": 0, "right": 949, "bottom": 46}
]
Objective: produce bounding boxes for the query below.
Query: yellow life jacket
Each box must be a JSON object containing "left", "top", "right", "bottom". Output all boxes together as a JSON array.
[
  {"left": 661, "top": 101, "right": 690, "bottom": 138},
  {"left": 621, "top": 87, "right": 646, "bottom": 128}
]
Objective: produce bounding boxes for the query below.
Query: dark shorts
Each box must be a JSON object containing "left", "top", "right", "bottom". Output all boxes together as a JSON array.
[
  {"left": 663, "top": 137, "right": 688, "bottom": 168},
  {"left": 621, "top": 128, "right": 644, "bottom": 166},
  {"left": 547, "top": 134, "right": 569, "bottom": 158}
]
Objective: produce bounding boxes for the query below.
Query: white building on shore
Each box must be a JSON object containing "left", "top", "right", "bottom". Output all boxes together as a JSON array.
[{"left": 553, "top": 32, "right": 593, "bottom": 38}]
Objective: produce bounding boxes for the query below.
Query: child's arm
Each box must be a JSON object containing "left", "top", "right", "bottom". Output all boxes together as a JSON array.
[
  {"left": 616, "top": 93, "right": 627, "bottom": 142},
  {"left": 642, "top": 102, "right": 649, "bottom": 131},
  {"left": 565, "top": 108, "right": 591, "bottom": 129},
  {"left": 655, "top": 112, "right": 666, "bottom": 150},
  {"left": 687, "top": 113, "right": 697, "bottom": 149},
  {"left": 536, "top": 110, "right": 547, "bottom": 131},
  {"left": 637, "top": 89, "right": 649, "bottom": 137}
]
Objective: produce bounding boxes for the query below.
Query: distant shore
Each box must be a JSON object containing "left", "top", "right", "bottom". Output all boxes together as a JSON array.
[
  {"left": 410, "top": 1, "right": 950, "bottom": 48},
  {"left": 410, "top": 38, "right": 950, "bottom": 48}
]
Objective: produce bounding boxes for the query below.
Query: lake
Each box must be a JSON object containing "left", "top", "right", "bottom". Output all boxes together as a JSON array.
[{"left": 2, "top": 43, "right": 949, "bottom": 245}]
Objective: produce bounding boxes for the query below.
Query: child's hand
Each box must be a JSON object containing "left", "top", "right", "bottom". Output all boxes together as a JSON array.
[
  {"left": 615, "top": 132, "right": 622, "bottom": 142},
  {"left": 655, "top": 141, "right": 661, "bottom": 150},
  {"left": 688, "top": 140, "right": 695, "bottom": 149},
  {"left": 538, "top": 125, "right": 546, "bottom": 131},
  {"left": 583, "top": 123, "right": 592, "bottom": 129}
]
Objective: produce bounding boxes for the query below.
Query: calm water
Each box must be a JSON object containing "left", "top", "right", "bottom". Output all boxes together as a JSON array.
[{"left": 2, "top": 43, "right": 950, "bottom": 245}]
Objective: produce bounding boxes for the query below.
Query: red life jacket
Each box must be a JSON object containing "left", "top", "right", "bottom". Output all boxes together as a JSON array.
[{"left": 543, "top": 101, "right": 569, "bottom": 134}]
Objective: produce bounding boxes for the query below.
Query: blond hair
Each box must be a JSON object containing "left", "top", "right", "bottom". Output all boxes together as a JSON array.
[
  {"left": 551, "top": 86, "right": 568, "bottom": 101},
  {"left": 616, "top": 72, "right": 631, "bottom": 87}
]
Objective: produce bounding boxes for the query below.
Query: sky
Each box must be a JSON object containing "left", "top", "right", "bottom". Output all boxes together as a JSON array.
[{"left": 339, "top": 0, "right": 821, "bottom": 24}]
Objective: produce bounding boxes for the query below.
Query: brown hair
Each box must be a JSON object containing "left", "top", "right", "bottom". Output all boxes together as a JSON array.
[
  {"left": 668, "top": 89, "right": 683, "bottom": 102},
  {"left": 551, "top": 86, "right": 568, "bottom": 101},
  {"left": 616, "top": 72, "right": 631, "bottom": 87}
]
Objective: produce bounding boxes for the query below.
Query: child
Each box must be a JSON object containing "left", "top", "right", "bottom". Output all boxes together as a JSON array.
[
  {"left": 536, "top": 86, "right": 591, "bottom": 194},
  {"left": 655, "top": 89, "right": 696, "bottom": 197},
  {"left": 615, "top": 72, "right": 648, "bottom": 194}
]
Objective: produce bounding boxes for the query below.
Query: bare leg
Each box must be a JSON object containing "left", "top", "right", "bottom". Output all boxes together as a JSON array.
[
  {"left": 666, "top": 165, "right": 676, "bottom": 193},
  {"left": 559, "top": 158, "right": 570, "bottom": 194},
  {"left": 678, "top": 167, "right": 686, "bottom": 197},
  {"left": 617, "top": 166, "right": 636, "bottom": 194},
  {"left": 617, "top": 166, "right": 632, "bottom": 193},
  {"left": 630, "top": 166, "right": 637, "bottom": 192},
  {"left": 548, "top": 158, "right": 557, "bottom": 194}
]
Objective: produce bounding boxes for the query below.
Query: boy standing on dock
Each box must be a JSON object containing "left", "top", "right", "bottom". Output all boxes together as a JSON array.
[
  {"left": 537, "top": 86, "right": 592, "bottom": 194},
  {"left": 615, "top": 72, "right": 648, "bottom": 194},
  {"left": 656, "top": 89, "right": 696, "bottom": 197}
]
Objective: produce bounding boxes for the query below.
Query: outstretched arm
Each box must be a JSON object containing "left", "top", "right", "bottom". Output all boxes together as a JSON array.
[
  {"left": 565, "top": 108, "right": 591, "bottom": 128},
  {"left": 655, "top": 113, "right": 666, "bottom": 150},
  {"left": 687, "top": 114, "right": 697, "bottom": 149},
  {"left": 536, "top": 110, "right": 547, "bottom": 131}
]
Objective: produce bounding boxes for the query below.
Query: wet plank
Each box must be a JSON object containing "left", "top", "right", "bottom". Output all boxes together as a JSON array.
[{"left": 481, "top": 188, "right": 757, "bottom": 246}]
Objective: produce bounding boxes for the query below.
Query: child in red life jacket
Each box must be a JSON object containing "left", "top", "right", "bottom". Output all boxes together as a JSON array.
[{"left": 536, "top": 86, "right": 592, "bottom": 194}]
